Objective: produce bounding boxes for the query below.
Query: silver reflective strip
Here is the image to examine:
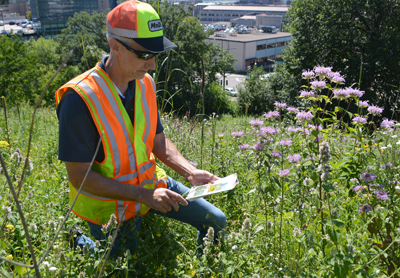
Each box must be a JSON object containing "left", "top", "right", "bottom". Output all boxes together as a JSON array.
[
  {"left": 107, "top": 22, "right": 138, "bottom": 38},
  {"left": 91, "top": 70, "right": 136, "bottom": 171},
  {"left": 115, "top": 172, "right": 138, "bottom": 183},
  {"left": 78, "top": 82, "right": 121, "bottom": 174},
  {"left": 118, "top": 200, "right": 126, "bottom": 222},
  {"left": 135, "top": 202, "right": 142, "bottom": 215},
  {"left": 138, "top": 79, "right": 151, "bottom": 145},
  {"left": 140, "top": 178, "right": 155, "bottom": 187},
  {"left": 138, "top": 161, "right": 153, "bottom": 175},
  {"left": 147, "top": 74, "right": 157, "bottom": 92}
]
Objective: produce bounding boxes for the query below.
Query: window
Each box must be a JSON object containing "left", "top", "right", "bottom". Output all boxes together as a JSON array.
[
  {"left": 257, "top": 44, "right": 266, "bottom": 50},
  {"left": 276, "top": 41, "right": 285, "bottom": 47},
  {"left": 267, "top": 43, "right": 276, "bottom": 49}
]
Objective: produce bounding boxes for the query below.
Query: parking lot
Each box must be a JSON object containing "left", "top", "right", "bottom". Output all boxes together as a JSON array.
[{"left": 0, "top": 22, "right": 37, "bottom": 35}]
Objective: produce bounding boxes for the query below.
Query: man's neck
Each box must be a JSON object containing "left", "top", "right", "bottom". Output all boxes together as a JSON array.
[{"left": 105, "top": 55, "right": 129, "bottom": 96}]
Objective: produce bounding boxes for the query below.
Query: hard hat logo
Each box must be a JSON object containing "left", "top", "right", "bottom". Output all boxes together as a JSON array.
[{"left": 148, "top": 20, "right": 163, "bottom": 32}]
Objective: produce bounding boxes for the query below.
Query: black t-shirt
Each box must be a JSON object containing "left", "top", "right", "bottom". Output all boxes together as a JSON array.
[{"left": 56, "top": 55, "right": 164, "bottom": 163}]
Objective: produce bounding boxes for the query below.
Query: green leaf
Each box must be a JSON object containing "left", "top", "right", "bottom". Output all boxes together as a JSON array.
[{"left": 333, "top": 219, "right": 345, "bottom": 227}]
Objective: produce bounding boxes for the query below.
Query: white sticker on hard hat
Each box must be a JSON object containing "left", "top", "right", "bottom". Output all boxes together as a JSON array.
[{"left": 148, "top": 20, "right": 163, "bottom": 32}]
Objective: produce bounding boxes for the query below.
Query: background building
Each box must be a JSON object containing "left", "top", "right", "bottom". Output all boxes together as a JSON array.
[
  {"left": 205, "top": 31, "right": 291, "bottom": 71},
  {"left": 33, "top": 0, "right": 113, "bottom": 37},
  {"left": 199, "top": 6, "right": 288, "bottom": 25},
  {"left": 0, "top": 0, "right": 29, "bottom": 20}
]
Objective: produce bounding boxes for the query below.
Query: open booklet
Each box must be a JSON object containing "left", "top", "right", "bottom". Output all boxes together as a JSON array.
[{"left": 185, "top": 173, "right": 239, "bottom": 201}]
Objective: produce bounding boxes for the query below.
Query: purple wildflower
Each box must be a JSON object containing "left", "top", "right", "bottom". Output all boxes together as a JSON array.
[
  {"left": 232, "top": 131, "right": 245, "bottom": 138},
  {"left": 258, "top": 132, "right": 267, "bottom": 138},
  {"left": 311, "top": 80, "right": 326, "bottom": 90},
  {"left": 189, "top": 161, "right": 198, "bottom": 168},
  {"left": 288, "top": 154, "right": 301, "bottom": 162},
  {"left": 357, "top": 100, "right": 369, "bottom": 108},
  {"left": 367, "top": 105, "right": 384, "bottom": 116},
  {"left": 300, "top": 90, "right": 315, "bottom": 98},
  {"left": 381, "top": 118, "right": 395, "bottom": 129},
  {"left": 353, "top": 185, "right": 364, "bottom": 192},
  {"left": 352, "top": 116, "right": 368, "bottom": 125},
  {"left": 287, "top": 127, "right": 302, "bottom": 133},
  {"left": 274, "top": 102, "right": 287, "bottom": 109},
  {"left": 249, "top": 119, "right": 264, "bottom": 127},
  {"left": 272, "top": 150, "right": 282, "bottom": 157},
  {"left": 360, "top": 172, "right": 377, "bottom": 182},
  {"left": 239, "top": 144, "right": 250, "bottom": 150},
  {"left": 307, "top": 124, "right": 323, "bottom": 130},
  {"left": 374, "top": 190, "right": 389, "bottom": 200},
  {"left": 333, "top": 88, "right": 349, "bottom": 100},
  {"left": 261, "top": 126, "right": 279, "bottom": 135},
  {"left": 280, "top": 139, "right": 292, "bottom": 146},
  {"left": 331, "top": 73, "right": 345, "bottom": 83},
  {"left": 302, "top": 70, "right": 315, "bottom": 79},
  {"left": 279, "top": 169, "right": 290, "bottom": 177},
  {"left": 218, "top": 134, "right": 224, "bottom": 138},
  {"left": 296, "top": 111, "right": 313, "bottom": 122},
  {"left": 252, "top": 142, "right": 264, "bottom": 151},
  {"left": 287, "top": 107, "right": 298, "bottom": 113},
  {"left": 314, "top": 66, "right": 332, "bottom": 75},
  {"left": 359, "top": 204, "right": 372, "bottom": 214},
  {"left": 264, "top": 111, "right": 280, "bottom": 120},
  {"left": 345, "top": 88, "right": 364, "bottom": 99}
]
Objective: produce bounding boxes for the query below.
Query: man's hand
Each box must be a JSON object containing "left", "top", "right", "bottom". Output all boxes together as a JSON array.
[
  {"left": 187, "top": 169, "right": 220, "bottom": 186},
  {"left": 144, "top": 188, "right": 188, "bottom": 213}
]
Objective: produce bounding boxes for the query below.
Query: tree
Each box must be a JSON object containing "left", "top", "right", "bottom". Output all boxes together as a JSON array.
[
  {"left": 0, "top": 36, "right": 38, "bottom": 103},
  {"left": 152, "top": 1, "right": 235, "bottom": 115},
  {"left": 237, "top": 66, "right": 276, "bottom": 115},
  {"left": 283, "top": 0, "right": 400, "bottom": 116},
  {"left": 56, "top": 10, "right": 109, "bottom": 71}
]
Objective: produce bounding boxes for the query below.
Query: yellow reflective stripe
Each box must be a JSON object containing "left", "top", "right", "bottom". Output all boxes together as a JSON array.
[
  {"left": 93, "top": 68, "right": 136, "bottom": 172},
  {"left": 77, "top": 81, "right": 120, "bottom": 177},
  {"left": 69, "top": 184, "right": 116, "bottom": 224},
  {"left": 134, "top": 81, "right": 148, "bottom": 165}
]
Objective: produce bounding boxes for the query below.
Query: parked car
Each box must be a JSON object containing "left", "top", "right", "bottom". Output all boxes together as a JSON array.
[
  {"left": 26, "top": 23, "right": 33, "bottom": 29},
  {"left": 0, "top": 20, "right": 4, "bottom": 26},
  {"left": 9, "top": 20, "right": 16, "bottom": 25},
  {"left": 16, "top": 29, "right": 24, "bottom": 35},
  {"left": 1, "top": 30, "right": 8, "bottom": 35},
  {"left": 225, "top": 88, "right": 238, "bottom": 97}
]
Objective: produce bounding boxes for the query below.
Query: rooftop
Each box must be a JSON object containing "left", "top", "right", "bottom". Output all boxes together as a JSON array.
[
  {"left": 203, "top": 5, "right": 289, "bottom": 12},
  {"left": 207, "top": 31, "right": 291, "bottom": 42}
]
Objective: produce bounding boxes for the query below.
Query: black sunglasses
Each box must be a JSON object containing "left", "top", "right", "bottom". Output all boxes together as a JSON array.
[{"left": 115, "top": 39, "right": 159, "bottom": 60}]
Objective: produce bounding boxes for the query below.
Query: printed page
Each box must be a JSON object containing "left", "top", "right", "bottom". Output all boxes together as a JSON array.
[{"left": 186, "top": 173, "right": 238, "bottom": 201}]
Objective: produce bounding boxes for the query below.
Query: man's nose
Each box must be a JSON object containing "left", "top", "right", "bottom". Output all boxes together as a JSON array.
[{"left": 145, "top": 57, "right": 156, "bottom": 71}]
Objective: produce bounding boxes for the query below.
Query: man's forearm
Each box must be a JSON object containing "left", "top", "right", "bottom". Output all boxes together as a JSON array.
[
  {"left": 65, "top": 161, "right": 149, "bottom": 202},
  {"left": 152, "top": 134, "right": 196, "bottom": 180}
]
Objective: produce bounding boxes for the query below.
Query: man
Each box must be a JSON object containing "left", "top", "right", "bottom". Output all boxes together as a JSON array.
[{"left": 55, "top": 0, "right": 226, "bottom": 256}]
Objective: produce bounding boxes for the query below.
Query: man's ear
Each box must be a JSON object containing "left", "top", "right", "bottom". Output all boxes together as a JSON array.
[{"left": 109, "top": 38, "right": 121, "bottom": 56}]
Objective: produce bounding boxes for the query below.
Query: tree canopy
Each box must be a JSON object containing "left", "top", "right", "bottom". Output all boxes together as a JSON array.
[{"left": 284, "top": 0, "right": 400, "bottom": 115}]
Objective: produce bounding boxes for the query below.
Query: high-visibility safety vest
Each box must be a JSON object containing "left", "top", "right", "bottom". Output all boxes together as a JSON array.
[{"left": 55, "top": 63, "right": 167, "bottom": 225}]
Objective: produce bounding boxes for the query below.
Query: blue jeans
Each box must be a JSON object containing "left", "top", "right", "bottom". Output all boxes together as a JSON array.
[{"left": 86, "top": 176, "right": 226, "bottom": 257}]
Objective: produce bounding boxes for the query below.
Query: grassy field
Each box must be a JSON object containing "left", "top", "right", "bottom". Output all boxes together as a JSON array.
[{"left": 1, "top": 76, "right": 400, "bottom": 277}]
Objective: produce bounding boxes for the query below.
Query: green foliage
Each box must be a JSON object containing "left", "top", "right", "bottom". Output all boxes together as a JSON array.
[
  {"left": 56, "top": 10, "right": 109, "bottom": 72},
  {"left": 152, "top": 1, "right": 234, "bottom": 116},
  {"left": 283, "top": 0, "right": 400, "bottom": 116},
  {"left": 237, "top": 66, "right": 275, "bottom": 115},
  {"left": 168, "top": 81, "right": 231, "bottom": 116},
  {"left": 0, "top": 36, "right": 38, "bottom": 103}
]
